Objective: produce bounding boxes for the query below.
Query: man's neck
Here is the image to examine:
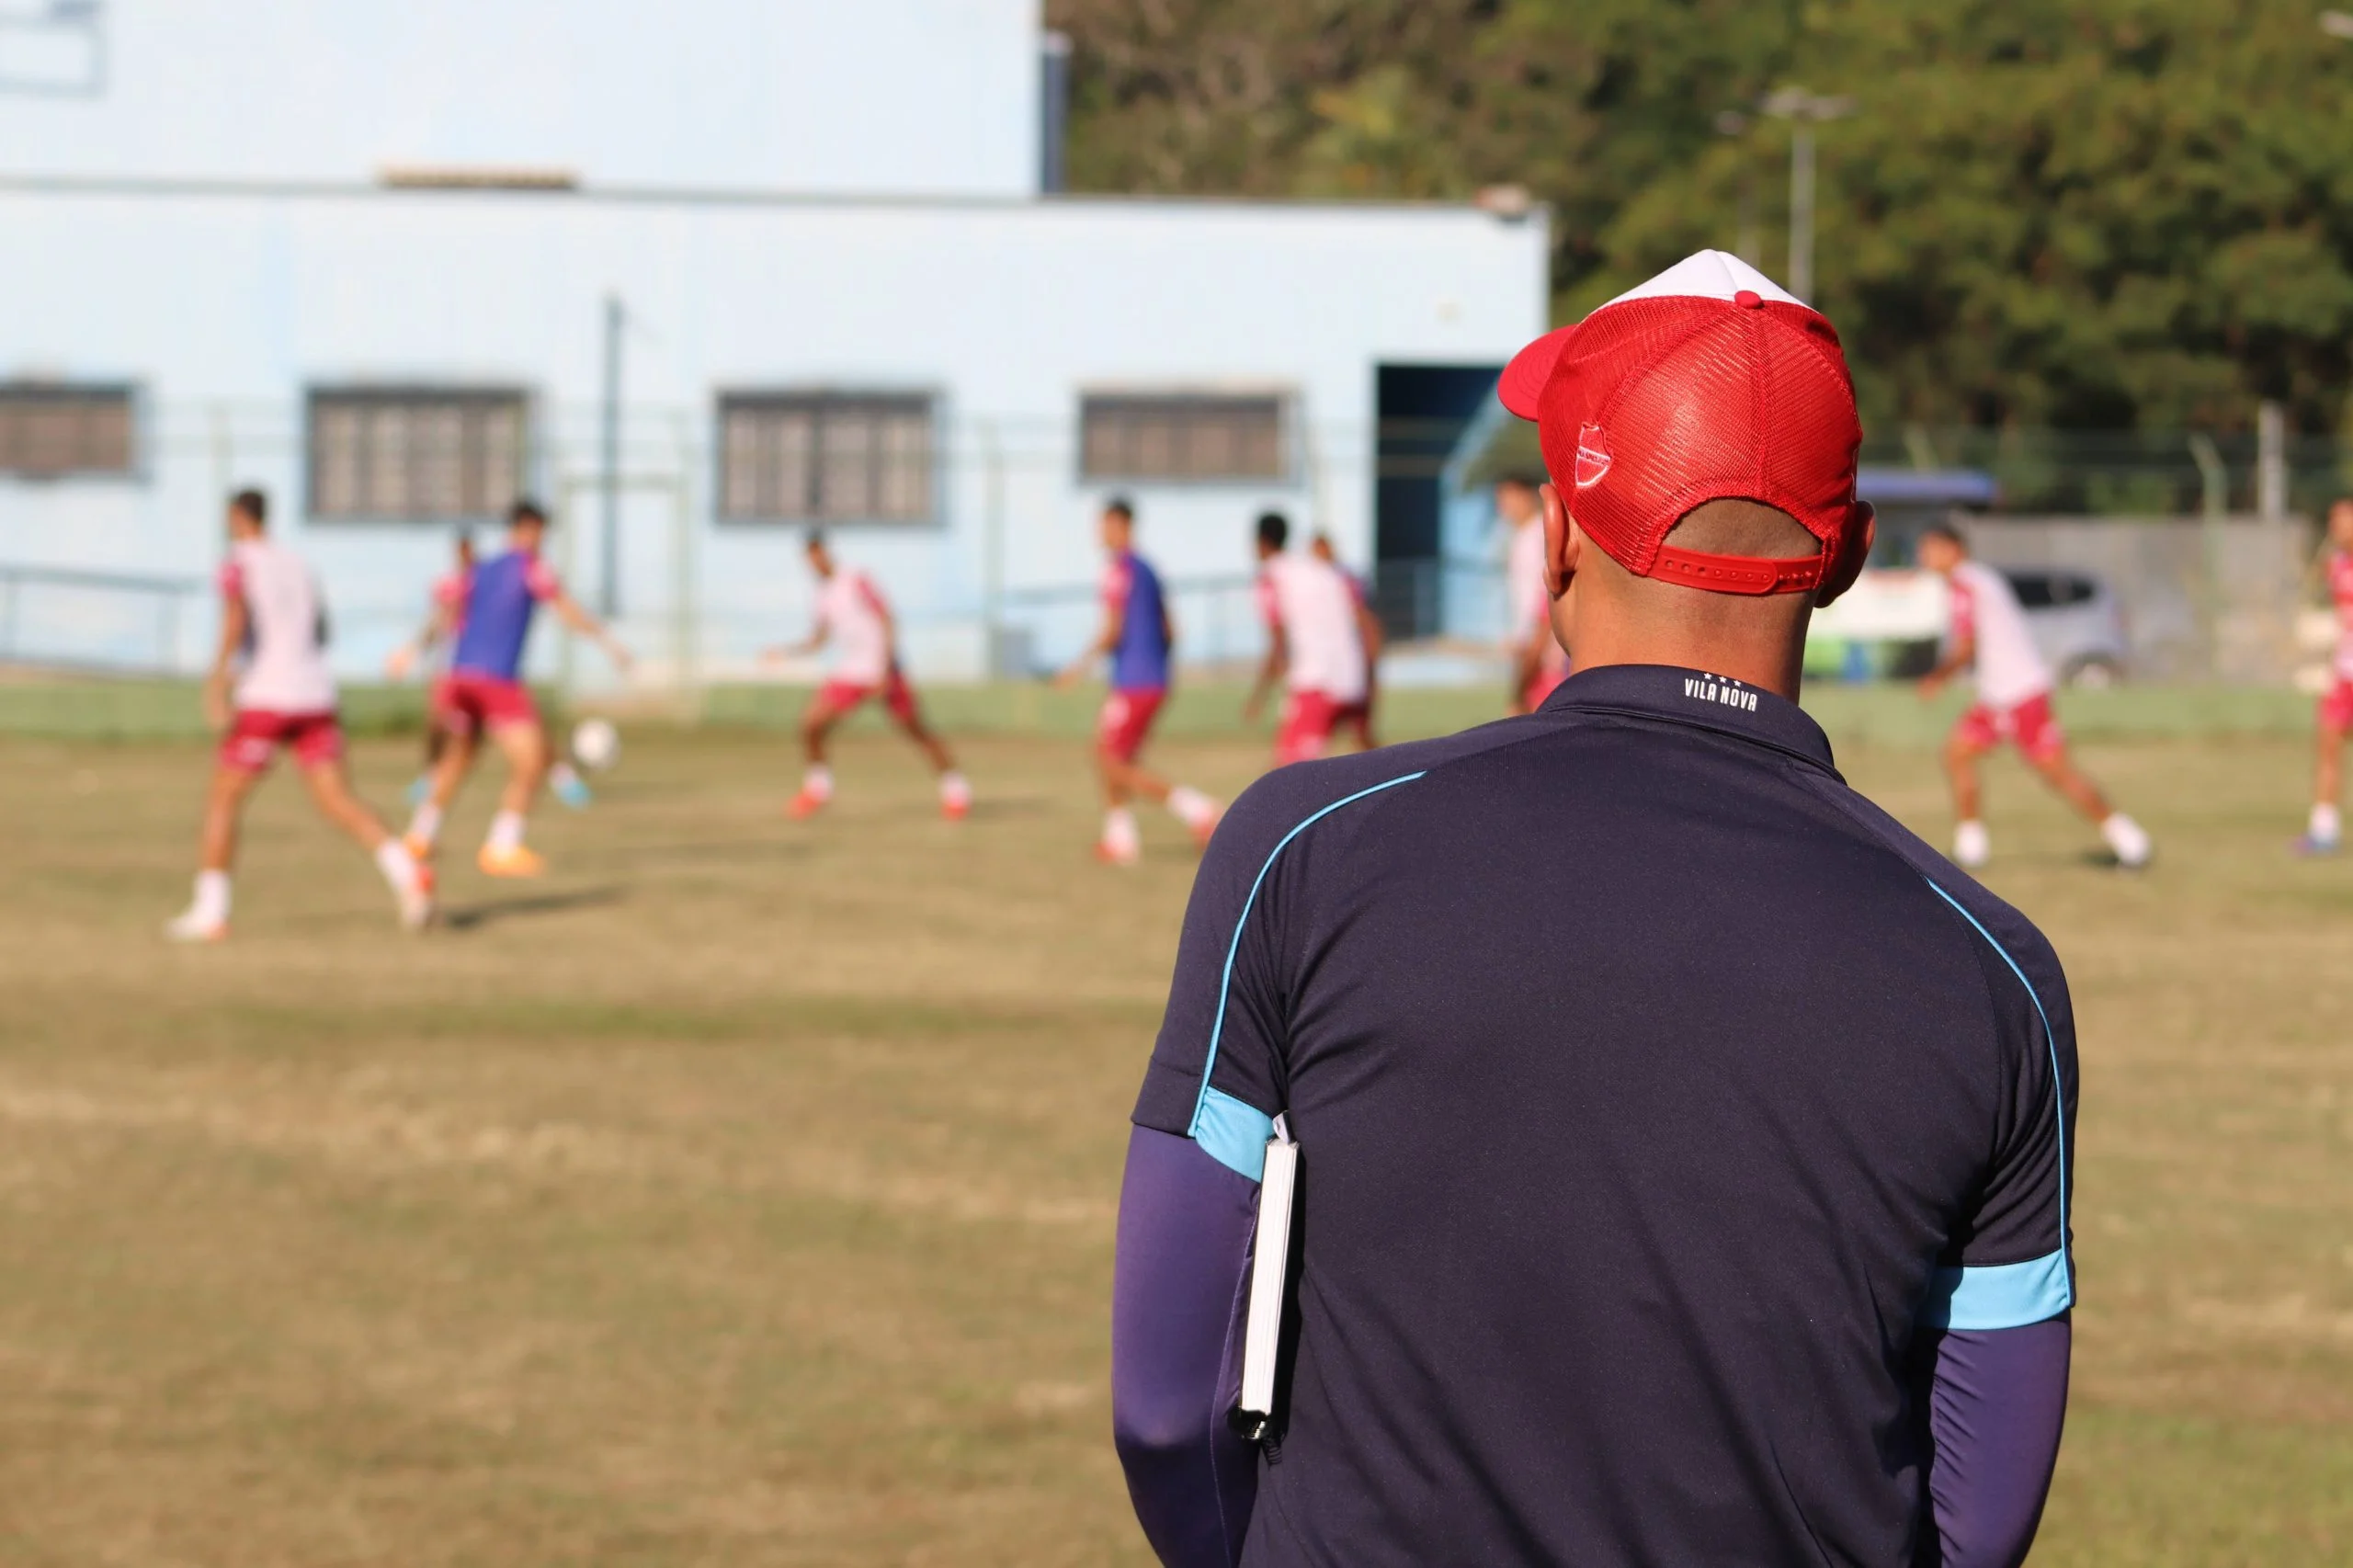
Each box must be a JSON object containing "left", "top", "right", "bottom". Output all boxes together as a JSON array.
[{"left": 1558, "top": 614, "right": 1808, "bottom": 701}]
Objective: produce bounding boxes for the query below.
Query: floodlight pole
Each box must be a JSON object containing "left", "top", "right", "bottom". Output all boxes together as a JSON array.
[
  {"left": 1760, "top": 88, "right": 1854, "bottom": 302},
  {"left": 599, "top": 294, "right": 623, "bottom": 619}
]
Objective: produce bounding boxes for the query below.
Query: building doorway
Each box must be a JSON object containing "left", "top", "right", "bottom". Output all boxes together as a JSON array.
[{"left": 1373, "top": 363, "right": 1504, "bottom": 638}]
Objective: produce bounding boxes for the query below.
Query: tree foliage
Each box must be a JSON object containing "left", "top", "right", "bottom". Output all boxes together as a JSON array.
[{"left": 1048, "top": 0, "right": 2353, "bottom": 434}]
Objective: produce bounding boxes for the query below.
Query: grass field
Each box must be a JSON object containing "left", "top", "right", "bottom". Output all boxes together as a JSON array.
[{"left": 2, "top": 707, "right": 2349, "bottom": 1564}]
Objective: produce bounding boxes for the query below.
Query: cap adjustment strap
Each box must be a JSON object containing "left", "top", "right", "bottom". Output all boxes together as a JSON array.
[{"left": 1649, "top": 543, "right": 1826, "bottom": 597}]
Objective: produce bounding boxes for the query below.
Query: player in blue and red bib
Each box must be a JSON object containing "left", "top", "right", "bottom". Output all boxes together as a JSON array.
[
  {"left": 1057, "top": 498, "right": 1219, "bottom": 864},
  {"left": 403, "top": 500, "right": 631, "bottom": 878}
]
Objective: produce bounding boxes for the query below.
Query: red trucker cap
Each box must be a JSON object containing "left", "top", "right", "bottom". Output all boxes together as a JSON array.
[{"left": 1497, "top": 250, "right": 1867, "bottom": 596}]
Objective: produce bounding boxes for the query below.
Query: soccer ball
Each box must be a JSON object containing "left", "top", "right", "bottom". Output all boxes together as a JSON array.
[{"left": 571, "top": 717, "right": 621, "bottom": 772}]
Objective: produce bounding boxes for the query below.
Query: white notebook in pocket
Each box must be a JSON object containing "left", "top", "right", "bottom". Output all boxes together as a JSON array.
[{"left": 1230, "top": 1114, "right": 1298, "bottom": 1442}]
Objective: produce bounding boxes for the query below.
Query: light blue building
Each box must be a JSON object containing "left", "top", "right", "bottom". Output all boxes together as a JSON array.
[{"left": 0, "top": 0, "right": 1547, "bottom": 687}]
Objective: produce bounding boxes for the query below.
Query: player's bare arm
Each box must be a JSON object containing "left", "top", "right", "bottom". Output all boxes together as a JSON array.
[
  {"left": 384, "top": 597, "right": 455, "bottom": 680},
  {"left": 1245, "top": 623, "right": 1288, "bottom": 722},
  {"left": 550, "top": 591, "right": 633, "bottom": 670},
  {"left": 1919, "top": 632, "right": 1974, "bottom": 698},
  {"left": 1056, "top": 604, "right": 1125, "bottom": 688},
  {"left": 202, "top": 595, "right": 248, "bottom": 732}
]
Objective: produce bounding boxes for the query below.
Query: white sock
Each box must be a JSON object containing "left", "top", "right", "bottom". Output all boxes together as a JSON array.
[
  {"left": 2311, "top": 803, "right": 2342, "bottom": 845},
  {"left": 192, "top": 869, "right": 231, "bottom": 925},
  {"left": 406, "top": 801, "right": 443, "bottom": 846},
  {"left": 1953, "top": 819, "right": 1990, "bottom": 868},
  {"left": 374, "top": 839, "right": 418, "bottom": 891},
  {"left": 802, "top": 765, "right": 835, "bottom": 802},
  {"left": 1166, "top": 786, "right": 1217, "bottom": 829},
  {"left": 2101, "top": 812, "right": 2151, "bottom": 867},
  {"left": 487, "top": 810, "right": 527, "bottom": 855},
  {"left": 939, "top": 770, "right": 972, "bottom": 808},
  {"left": 1103, "top": 807, "right": 1141, "bottom": 857}
]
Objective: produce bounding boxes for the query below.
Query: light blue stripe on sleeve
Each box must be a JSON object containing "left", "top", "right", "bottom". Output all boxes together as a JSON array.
[
  {"left": 1192, "top": 1086, "right": 1276, "bottom": 1181},
  {"left": 1187, "top": 771, "right": 1427, "bottom": 1166},
  {"left": 1919, "top": 1249, "right": 2073, "bottom": 1330},
  {"left": 1922, "top": 878, "right": 2073, "bottom": 1307}
]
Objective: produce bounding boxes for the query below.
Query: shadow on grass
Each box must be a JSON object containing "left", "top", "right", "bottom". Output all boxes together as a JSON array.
[{"left": 439, "top": 885, "right": 629, "bottom": 931}]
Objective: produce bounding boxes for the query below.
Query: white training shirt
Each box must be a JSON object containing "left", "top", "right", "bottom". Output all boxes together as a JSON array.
[
  {"left": 1257, "top": 553, "right": 1369, "bottom": 703},
  {"left": 2329, "top": 550, "right": 2353, "bottom": 679},
  {"left": 1948, "top": 559, "right": 2052, "bottom": 709},
  {"left": 219, "top": 538, "right": 335, "bottom": 713},
  {"left": 1506, "top": 518, "right": 1550, "bottom": 651},
  {"left": 816, "top": 568, "right": 893, "bottom": 685}
]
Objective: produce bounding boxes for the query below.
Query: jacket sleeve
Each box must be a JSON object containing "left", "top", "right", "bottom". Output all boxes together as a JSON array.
[{"left": 1112, "top": 1126, "right": 1261, "bottom": 1567}]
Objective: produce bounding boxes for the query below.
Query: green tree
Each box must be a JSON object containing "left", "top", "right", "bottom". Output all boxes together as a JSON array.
[{"left": 1049, "top": 0, "right": 2353, "bottom": 434}]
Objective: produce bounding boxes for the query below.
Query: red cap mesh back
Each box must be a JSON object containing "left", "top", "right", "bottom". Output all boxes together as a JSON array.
[{"left": 1529, "top": 295, "right": 1863, "bottom": 580}]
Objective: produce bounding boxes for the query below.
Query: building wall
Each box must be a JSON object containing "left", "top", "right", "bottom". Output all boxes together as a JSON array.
[
  {"left": 0, "top": 0, "right": 1043, "bottom": 197},
  {"left": 0, "top": 185, "right": 1549, "bottom": 683}
]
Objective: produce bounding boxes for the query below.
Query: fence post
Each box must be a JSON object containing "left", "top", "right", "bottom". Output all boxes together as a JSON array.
[{"left": 2257, "top": 401, "right": 2287, "bottom": 525}]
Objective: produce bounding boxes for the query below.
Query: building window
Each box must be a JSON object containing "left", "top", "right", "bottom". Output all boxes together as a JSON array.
[
  {"left": 0, "top": 383, "right": 136, "bottom": 479},
  {"left": 1080, "top": 392, "right": 1287, "bottom": 482},
  {"left": 307, "top": 388, "right": 527, "bottom": 521},
  {"left": 719, "top": 392, "right": 935, "bottom": 522}
]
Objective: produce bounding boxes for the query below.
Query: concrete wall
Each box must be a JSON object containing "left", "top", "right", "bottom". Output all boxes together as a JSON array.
[
  {"left": 1969, "top": 515, "right": 2313, "bottom": 683},
  {"left": 0, "top": 0, "right": 1043, "bottom": 198},
  {"left": 0, "top": 185, "right": 1550, "bottom": 685}
]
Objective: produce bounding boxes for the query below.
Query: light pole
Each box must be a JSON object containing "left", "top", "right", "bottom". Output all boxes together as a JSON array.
[
  {"left": 1713, "top": 110, "right": 1762, "bottom": 268},
  {"left": 1760, "top": 87, "right": 1854, "bottom": 302}
]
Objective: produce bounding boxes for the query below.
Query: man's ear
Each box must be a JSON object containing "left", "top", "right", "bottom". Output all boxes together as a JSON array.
[
  {"left": 1540, "top": 483, "right": 1582, "bottom": 600},
  {"left": 1813, "top": 502, "right": 1876, "bottom": 608}
]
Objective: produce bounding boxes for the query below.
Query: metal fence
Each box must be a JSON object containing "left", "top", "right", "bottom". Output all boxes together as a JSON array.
[{"left": 0, "top": 563, "right": 203, "bottom": 674}]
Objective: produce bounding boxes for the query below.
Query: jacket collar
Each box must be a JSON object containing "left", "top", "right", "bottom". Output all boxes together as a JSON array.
[{"left": 1539, "top": 663, "right": 1838, "bottom": 774}]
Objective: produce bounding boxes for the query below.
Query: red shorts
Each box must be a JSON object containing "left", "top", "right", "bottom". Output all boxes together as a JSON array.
[
  {"left": 437, "top": 672, "right": 540, "bottom": 735},
  {"left": 817, "top": 668, "right": 920, "bottom": 726},
  {"left": 2320, "top": 676, "right": 2353, "bottom": 733},
  {"left": 1097, "top": 688, "right": 1166, "bottom": 764},
  {"left": 1953, "top": 692, "right": 2067, "bottom": 763},
  {"left": 1275, "top": 690, "right": 1344, "bottom": 767},
  {"left": 1522, "top": 665, "right": 1567, "bottom": 712},
  {"left": 221, "top": 709, "right": 344, "bottom": 773}
]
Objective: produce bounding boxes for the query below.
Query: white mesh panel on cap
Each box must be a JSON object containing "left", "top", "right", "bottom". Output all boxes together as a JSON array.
[{"left": 1603, "top": 249, "right": 1806, "bottom": 310}]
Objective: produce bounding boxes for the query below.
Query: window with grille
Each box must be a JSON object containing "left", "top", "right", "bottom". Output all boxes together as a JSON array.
[
  {"left": 718, "top": 392, "right": 936, "bottom": 522},
  {"left": 1079, "top": 392, "right": 1287, "bottom": 482},
  {"left": 0, "top": 384, "right": 136, "bottom": 479},
  {"left": 307, "top": 389, "right": 528, "bottom": 521}
]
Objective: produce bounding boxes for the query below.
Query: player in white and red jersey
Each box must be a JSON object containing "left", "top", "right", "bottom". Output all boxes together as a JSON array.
[
  {"left": 767, "top": 530, "right": 969, "bottom": 820},
  {"left": 1311, "top": 530, "right": 1384, "bottom": 749},
  {"left": 1498, "top": 472, "right": 1569, "bottom": 711},
  {"left": 1244, "top": 511, "right": 1375, "bottom": 767},
  {"left": 165, "top": 488, "right": 430, "bottom": 940},
  {"left": 2295, "top": 496, "right": 2353, "bottom": 853},
  {"left": 1916, "top": 522, "right": 2150, "bottom": 869}
]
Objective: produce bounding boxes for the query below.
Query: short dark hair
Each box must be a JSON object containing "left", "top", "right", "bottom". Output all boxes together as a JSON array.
[
  {"left": 230, "top": 488, "right": 267, "bottom": 526},
  {"left": 1919, "top": 520, "right": 1969, "bottom": 550},
  {"left": 1103, "top": 496, "right": 1135, "bottom": 523},
  {"left": 1256, "top": 511, "right": 1290, "bottom": 551},
  {"left": 509, "top": 498, "right": 548, "bottom": 528},
  {"left": 803, "top": 528, "right": 828, "bottom": 552},
  {"left": 1495, "top": 470, "right": 1546, "bottom": 493}
]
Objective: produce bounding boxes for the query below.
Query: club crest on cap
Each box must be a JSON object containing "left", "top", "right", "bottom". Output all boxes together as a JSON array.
[{"left": 1574, "top": 423, "right": 1611, "bottom": 489}]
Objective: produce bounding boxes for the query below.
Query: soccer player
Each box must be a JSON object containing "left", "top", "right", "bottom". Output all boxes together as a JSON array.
[
  {"left": 1244, "top": 512, "right": 1372, "bottom": 767},
  {"left": 1056, "top": 498, "right": 1219, "bottom": 864},
  {"left": 1499, "top": 470, "right": 1568, "bottom": 711},
  {"left": 168, "top": 488, "right": 430, "bottom": 940},
  {"left": 388, "top": 531, "right": 592, "bottom": 811},
  {"left": 1309, "top": 530, "right": 1383, "bottom": 749},
  {"left": 767, "top": 530, "right": 971, "bottom": 821},
  {"left": 2296, "top": 495, "right": 2353, "bottom": 853},
  {"left": 1916, "top": 521, "right": 2151, "bottom": 869},
  {"left": 402, "top": 499, "right": 631, "bottom": 878}
]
